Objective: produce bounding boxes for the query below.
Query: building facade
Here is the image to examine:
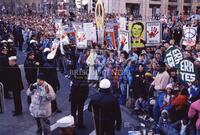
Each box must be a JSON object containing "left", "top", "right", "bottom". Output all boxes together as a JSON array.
[{"left": 89, "top": 0, "right": 195, "bottom": 19}]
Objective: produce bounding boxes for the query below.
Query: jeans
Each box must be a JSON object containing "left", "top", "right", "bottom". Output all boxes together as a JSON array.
[
  {"left": 119, "top": 83, "right": 127, "bottom": 105},
  {"left": 35, "top": 117, "right": 51, "bottom": 135}
]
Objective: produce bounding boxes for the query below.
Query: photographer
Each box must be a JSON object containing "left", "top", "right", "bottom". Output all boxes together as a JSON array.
[{"left": 27, "top": 73, "right": 55, "bottom": 135}]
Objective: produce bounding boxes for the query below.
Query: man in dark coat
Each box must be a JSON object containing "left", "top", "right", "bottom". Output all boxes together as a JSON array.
[
  {"left": 40, "top": 58, "right": 61, "bottom": 113},
  {"left": 13, "top": 25, "right": 24, "bottom": 51},
  {"left": 69, "top": 72, "right": 89, "bottom": 128},
  {"left": 24, "top": 51, "right": 39, "bottom": 105},
  {"left": 8, "top": 56, "right": 24, "bottom": 116},
  {"left": 88, "top": 79, "right": 122, "bottom": 135},
  {"left": 0, "top": 45, "right": 10, "bottom": 98}
]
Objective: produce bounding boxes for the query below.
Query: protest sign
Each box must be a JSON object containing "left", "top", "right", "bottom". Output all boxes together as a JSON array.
[
  {"left": 83, "top": 23, "right": 97, "bottom": 43},
  {"left": 183, "top": 26, "right": 197, "bottom": 46},
  {"left": 104, "top": 29, "right": 116, "bottom": 50},
  {"left": 129, "top": 21, "right": 145, "bottom": 48},
  {"left": 60, "top": 26, "right": 70, "bottom": 45},
  {"left": 179, "top": 59, "right": 196, "bottom": 82},
  {"left": 119, "top": 17, "right": 127, "bottom": 31},
  {"left": 54, "top": 19, "right": 62, "bottom": 38},
  {"left": 119, "top": 30, "right": 130, "bottom": 53},
  {"left": 165, "top": 46, "right": 184, "bottom": 68},
  {"left": 76, "top": 30, "right": 87, "bottom": 49},
  {"left": 146, "top": 21, "right": 162, "bottom": 46}
]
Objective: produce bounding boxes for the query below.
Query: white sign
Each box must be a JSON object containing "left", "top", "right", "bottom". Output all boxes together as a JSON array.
[
  {"left": 119, "top": 17, "right": 127, "bottom": 31},
  {"left": 119, "top": 30, "right": 130, "bottom": 53},
  {"left": 183, "top": 26, "right": 197, "bottom": 46},
  {"left": 146, "top": 21, "right": 162, "bottom": 45},
  {"left": 83, "top": 23, "right": 97, "bottom": 43},
  {"left": 179, "top": 59, "right": 196, "bottom": 82},
  {"left": 76, "top": 30, "right": 87, "bottom": 49}
]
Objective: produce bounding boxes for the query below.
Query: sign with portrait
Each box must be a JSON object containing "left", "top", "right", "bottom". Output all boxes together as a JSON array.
[
  {"left": 119, "top": 30, "right": 130, "bottom": 53},
  {"left": 165, "top": 46, "right": 184, "bottom": 68},
  {"left": 76, "top": 30, "right": 87, "bottom": 49},
  {"left": 95, "top": 0, "right": 104, "bottom": 31},
  {"left": 179, "top": 59, "right": 196, "bottom": 83},
  {"left": 183, "top": 26, "right": 197, "bottom": 46},
  {"left": 129, "top": 21, "right": 145, "bottom": 48},
  {"left": 146, "top": 21, "right": 162, "bottom": 46},
  {"left": 104, "top": 29, "right": 116, "bottom": 50}
]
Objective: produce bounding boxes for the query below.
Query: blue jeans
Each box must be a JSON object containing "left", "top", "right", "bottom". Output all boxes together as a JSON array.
[{"left": 119, "top": 83, "right": 127, "bottom": 105}]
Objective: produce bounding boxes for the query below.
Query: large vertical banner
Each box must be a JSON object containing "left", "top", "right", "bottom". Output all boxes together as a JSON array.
[
  {"left": 129, "top": 21, "right": 145, "bottom": 48},
  {"left": 104, "top": 29, "right": 116, "bottom": 50},
  {"left": 146, "top": 21, "right": 162, "bottom": 46},
  {"left": 95, "top": 0, "right": 104, "bottom": 45},
  {"left": 119, "top": 30, "right": 130, "bottom": 53},
  {"left": 60, "top": 26, "right": 70, "bottom": 45},
  {"left": 76, "top": 30, "right": 87, "bottom": 49},
  {"left": 183, "top": 26, "right": 197, "bottom": 46}
]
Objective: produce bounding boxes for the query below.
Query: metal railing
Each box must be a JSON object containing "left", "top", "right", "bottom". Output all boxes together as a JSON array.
[{"left": 0, "top": 82, "right": 5, "bottom": 113}]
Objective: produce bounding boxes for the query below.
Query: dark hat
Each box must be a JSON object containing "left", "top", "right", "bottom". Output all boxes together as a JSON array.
[
  {"left": 158, "top": 61, "right": 166, "bottom": 68},
  {"left": 27, "top": 51, "right": 34, "bottom": 56},
  {"left": 37, "top": 73, "right": 46, "bottom": 81}
]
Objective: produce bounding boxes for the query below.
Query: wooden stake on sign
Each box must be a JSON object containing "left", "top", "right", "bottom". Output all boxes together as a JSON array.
[{"left": 95, "top": 0, "right": 104, "bottom": 45}]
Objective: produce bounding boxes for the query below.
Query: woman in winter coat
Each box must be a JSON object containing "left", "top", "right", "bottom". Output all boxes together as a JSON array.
[{"left": 188, "top": 99, "right": 200, "bottom": 135}]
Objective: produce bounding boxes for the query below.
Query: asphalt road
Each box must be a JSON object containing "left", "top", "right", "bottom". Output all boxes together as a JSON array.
[{"left": 0, "top": 49, "right": 143, "bottom": 135}]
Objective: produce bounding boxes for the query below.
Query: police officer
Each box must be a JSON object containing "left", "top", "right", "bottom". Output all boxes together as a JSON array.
[
  {"left": 69, "top": 72, "right": 89, "bottom": 129},
  {"left": 88, "top": 79, "right": 122, "bottom": 135}
]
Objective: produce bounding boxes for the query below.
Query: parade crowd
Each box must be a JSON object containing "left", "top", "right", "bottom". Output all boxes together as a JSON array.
[{"left": 0, "top": 10, "right": 200, "bottom": 135}]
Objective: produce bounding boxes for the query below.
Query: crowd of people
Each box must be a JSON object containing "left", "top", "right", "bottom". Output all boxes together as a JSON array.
[{"left": 0, "top": 9, "right": 200, "bottom": 135}]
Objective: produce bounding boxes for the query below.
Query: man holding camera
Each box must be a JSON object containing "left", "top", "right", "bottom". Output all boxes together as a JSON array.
[{"left": 27, "top": 73, "right": 56, "bottom": 135}]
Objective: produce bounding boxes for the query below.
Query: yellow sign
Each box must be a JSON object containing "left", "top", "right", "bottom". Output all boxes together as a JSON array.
[
  {"left": 95, "top": 0, "right": 104, "bottom": 31},
  {"left": 129, "top": 22, "right": 145, "bottom": 48}
]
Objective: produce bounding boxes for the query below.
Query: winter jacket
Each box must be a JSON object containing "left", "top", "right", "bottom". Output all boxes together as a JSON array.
[
  {"left": 188, "top": 84, "right": 200, "bottom": 102},
  {"left": 152, "top": 71, "right": 170, "bottom": 91},
  {"left": 24, "top": 59, "right": 38, "bottom": 85},
  {"left": 27, "top": 81, "right": 56, "bottom": 118},
  {"left": 188, "top": 99, "right": 200, "bottom": 130},
  {"left": 172, "top": 95, "right": 188, "bottom": 110},
  {"left": 119, "top": 65, "right": 134, "bottom": 87},
  {"left": 7, "top": 64, "right": 24, "bottom": 91}
]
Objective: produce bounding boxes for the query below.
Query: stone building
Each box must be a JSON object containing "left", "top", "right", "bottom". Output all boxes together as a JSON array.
[{"left": 89, "top": 0, "right": 196, "bottom": 19}]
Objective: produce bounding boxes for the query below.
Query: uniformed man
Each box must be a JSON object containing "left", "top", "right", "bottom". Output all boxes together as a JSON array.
[
  {"left": 8, "top": 56, "right": 24, "bottom": 116},
  {"left": 88, "top": 79, "right": 122, "bottom": 135},
  {"left": 69, "top": 72, "right": 89, "bottom": 128}
]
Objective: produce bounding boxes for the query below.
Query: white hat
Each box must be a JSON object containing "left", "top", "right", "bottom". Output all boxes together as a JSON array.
[
  {"left": 43, "top": 48, "right": 51, "bottom": 53},
  {"left": 30, "top": 40, "right": 38, "bottom": 44},
  {"left": 1, "top": 40, "right": 7, "bottom": 43},
  {"left": 56, "top": 115, "right": 74, "bottom": 128},
  {"left": 7, "top": 39, "right": 13, "bottom": 43},
  {"left": 8, "top": 56, "right": 17, "bottom": 61},
  {"left": 99, "top": 79, "right": 111, "bottom": 89}
]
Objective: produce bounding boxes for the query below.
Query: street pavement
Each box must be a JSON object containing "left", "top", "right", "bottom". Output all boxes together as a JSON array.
[{"left": 0, "top": 49, "right": 145, "bottom": 135}]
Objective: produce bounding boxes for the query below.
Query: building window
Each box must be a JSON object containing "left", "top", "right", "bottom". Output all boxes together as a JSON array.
[
  {"left": 184, "top": 0, "right": 191, "bottom": 3},
  {"left": 168, "top": 0, "right": 177, "bottom": 2},
  {"left": 126, "top": 3, "right": 140, "bottom": 16}
]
